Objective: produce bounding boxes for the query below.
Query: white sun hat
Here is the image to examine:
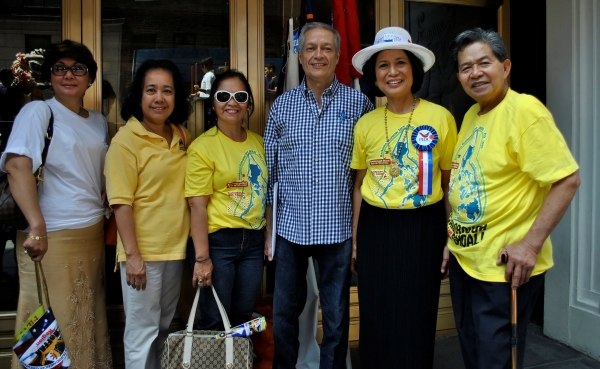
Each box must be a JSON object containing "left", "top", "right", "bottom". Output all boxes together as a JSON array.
[{"left": 352, "top": 27, "right": 435, "bottom": 74}]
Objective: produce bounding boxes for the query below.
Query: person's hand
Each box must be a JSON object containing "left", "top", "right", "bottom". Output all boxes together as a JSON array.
[
  {"left": 125, "top": 252, "right": 146, "bottom": 291},
  {"left": 350, "top": 241, "right": 358, "bottom": 276},
  {"left": 440, "top": 244, "right": 450, "bottom": 280},
  {"left": 496, "top": 239, "right": 540, "bottom": 289},
  {"left": 22, "top": 234, "right": 48, "bottom": 262},
  {"left": 264, "top": 232, "right": 273, "bottom": 261},
  {"left": 193, "top": 258, "right": 213, "bottom": 288}
]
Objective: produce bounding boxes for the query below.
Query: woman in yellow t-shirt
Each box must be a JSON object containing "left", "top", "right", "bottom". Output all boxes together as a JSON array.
[
  {"left": 350, "top": 27, "right": 457, "bottom": 368},
  {"left": 105, "top": 59, "right": 191, "bottom": 368},
  {"left": 185, "top": 70, "right": 267, "bottom": 329}
]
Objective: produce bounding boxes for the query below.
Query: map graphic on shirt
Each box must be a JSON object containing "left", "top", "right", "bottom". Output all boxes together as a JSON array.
[
  {"left": 376, "top": 126, "right": 428, "bottom": 208},
  {"left": 449, "top": 126, "right": 487, "bottom": 224},
  {"left": 227, "top": 149, "right": 268, "bottom": 229}
]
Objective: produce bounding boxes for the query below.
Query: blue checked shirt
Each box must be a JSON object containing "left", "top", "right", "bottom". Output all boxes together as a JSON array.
[{"left": 264, "top": 77, "right": 374, "bottom": 245}]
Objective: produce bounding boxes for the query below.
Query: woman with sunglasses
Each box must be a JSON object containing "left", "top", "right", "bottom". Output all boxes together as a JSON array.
[
  {"left": 105, "top": 59, "right": 191, "bottom": 368},
  {"left": 185, "top": 69, "right": 267, "bottom": 330},
  {"left": 1, "top": 40, "right": 112, "bottom": 368}
]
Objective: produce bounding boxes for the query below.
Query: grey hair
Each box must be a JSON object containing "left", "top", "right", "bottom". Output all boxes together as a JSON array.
[
  {"left": 449, "top": 28, "right": 509, "bottom": 72},
  {"left": 298, "top": 22, "right": 341, "bottom": 55}
]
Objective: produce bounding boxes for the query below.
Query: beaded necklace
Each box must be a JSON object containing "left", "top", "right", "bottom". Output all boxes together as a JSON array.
[{"left": 384, "top": 96, "right": 417, "bottom": 177}]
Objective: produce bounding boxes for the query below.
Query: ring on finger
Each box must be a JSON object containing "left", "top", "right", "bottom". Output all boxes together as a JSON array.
[{"left": 24, "top": 249, "right": 29, "bottom": 254}]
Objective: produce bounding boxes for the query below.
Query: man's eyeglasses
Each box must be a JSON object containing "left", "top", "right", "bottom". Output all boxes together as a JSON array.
[
  {"left": 214, "top": 90, "right": 249, "bottom": 104},
  {"left": 50, "top": 64, "right": 89, "bottom": 76}
]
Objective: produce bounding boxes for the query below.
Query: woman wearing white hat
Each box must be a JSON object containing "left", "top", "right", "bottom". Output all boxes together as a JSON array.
[{"left": 350, "top": 27, "right": 457, "bottom": 368}]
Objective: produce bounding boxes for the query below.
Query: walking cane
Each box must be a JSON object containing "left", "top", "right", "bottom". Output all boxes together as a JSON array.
[
  {"left": 502, "top": 252, "right": 518, "bottom": 369},
  {"left": 510, "top": 287, "right": 518, "bottom": 369}
]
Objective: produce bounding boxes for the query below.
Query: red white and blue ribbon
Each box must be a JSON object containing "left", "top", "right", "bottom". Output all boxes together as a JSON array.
[{"left": 411, "top": 125, "right": 438, "bottom": 196}]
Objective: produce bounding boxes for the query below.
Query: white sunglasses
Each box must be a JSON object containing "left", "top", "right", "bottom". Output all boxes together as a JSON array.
[{"left": 214, "top": 90, "right": 249, "bottom": 104}]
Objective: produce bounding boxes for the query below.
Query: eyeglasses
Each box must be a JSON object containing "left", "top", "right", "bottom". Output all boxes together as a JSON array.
[
  {"left": 50, "top": 64, "right": 89, "bottom": 76},
  {"left": 214, "top": 90, "right": 249, "bottom": 104}
]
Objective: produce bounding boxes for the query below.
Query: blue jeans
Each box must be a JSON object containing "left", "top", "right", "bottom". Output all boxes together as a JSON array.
[
  {"left": 273, "top": 236, "right": 352, "bottom": 369},
  {"left": 195, "top": 228, "right": 264, "bottom": 330}
]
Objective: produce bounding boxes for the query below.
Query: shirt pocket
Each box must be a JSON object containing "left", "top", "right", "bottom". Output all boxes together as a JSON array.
[{"left": 333, "top": 117, "right": 356, "bottom": 150}]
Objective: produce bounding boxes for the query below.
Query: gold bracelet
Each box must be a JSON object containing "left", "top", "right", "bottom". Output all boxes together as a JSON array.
[{"left": 27, "top": 234, "right": 49, "bottom": 241}]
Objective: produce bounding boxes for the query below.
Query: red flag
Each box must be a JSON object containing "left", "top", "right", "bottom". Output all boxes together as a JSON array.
[{"left": 333, "top": 0, "right": 362, "bottom": 86}]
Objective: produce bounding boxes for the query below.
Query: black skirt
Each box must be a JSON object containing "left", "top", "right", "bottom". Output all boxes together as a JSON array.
[{"left": 356, "top": 199, "right": 447, "bottom": 369}]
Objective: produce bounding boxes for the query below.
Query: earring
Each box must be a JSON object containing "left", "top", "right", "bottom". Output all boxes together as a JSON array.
[{"left": 88, "top": 83, "right": 92, "bottom": 87}]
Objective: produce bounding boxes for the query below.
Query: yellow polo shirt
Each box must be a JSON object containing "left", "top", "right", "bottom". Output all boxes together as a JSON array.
[{"left": 105, "top": 117, "right": 190, "bottom": 262}]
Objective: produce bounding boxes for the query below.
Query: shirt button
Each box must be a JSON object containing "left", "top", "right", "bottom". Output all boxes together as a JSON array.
[
  {"left": 315, "top": 138, "right": 319, "bottom": 142},
  {"left": 315, "top": 158, "right": 318, "bottom": 162},
  {"left": 315, "top": 179, "right": 319, "bottom": 183}
]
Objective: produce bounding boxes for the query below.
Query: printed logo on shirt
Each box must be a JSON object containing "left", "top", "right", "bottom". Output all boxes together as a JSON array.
[
  {"left": 226, "top": 149, "right": 268, "bottom": 229},
  {"left": 227, "top": 181, "right": 249, "bottom": 188},
  {"left": 369, "top": 158, "right": 392, "bottom": 166},
  {"left": 447, "top": 218, "right": 488, "bottom": 247},
  {"left": 448, "top": 126, "right": 487, "bottom": 227},
  {"left": 371, "top": 125, "right": 429, "bottom": 209}
]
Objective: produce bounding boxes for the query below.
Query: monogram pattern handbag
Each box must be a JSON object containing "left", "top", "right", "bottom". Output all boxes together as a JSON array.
[{"left": 161, "top": 285, "right": 253, "bottom": 369}]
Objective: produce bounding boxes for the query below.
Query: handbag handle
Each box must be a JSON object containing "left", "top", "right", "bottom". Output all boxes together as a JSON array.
[
  {"left": 182, "top": 286, "right": 234, "bottom": 368},
  {"left": 34, "top": 261, "right": 50, "bottom": 310}
]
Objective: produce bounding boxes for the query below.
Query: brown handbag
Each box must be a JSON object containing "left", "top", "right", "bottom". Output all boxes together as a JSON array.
[{"left": 161, "top": 286, "right": 253, "bottom": 369}]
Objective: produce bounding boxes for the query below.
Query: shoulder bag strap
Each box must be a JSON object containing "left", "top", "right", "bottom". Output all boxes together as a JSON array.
[
  {"left": 175, "top": 124, "right": 187, "bottom": 149},
  {"left": 35, "top": 261, "right": 50, "bottom": 310},
  {"left": 35, "top": 105, "right": 54, "bottom": 182}
]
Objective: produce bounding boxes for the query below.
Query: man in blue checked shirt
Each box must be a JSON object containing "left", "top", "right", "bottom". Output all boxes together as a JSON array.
[{"left": 264, "top": 22, "right": 373, "bottom": 369}]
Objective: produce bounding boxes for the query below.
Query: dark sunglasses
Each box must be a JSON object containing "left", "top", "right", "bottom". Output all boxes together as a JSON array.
[
  {"left": 214, "top": 90, "right": 249, "bottom": 104},
  {"left": 51, "top": 64, "right": 89, "bottom": 76}
]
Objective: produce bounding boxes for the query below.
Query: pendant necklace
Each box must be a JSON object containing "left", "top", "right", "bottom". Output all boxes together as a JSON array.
[{"left": 384, "top": 96, "right": 417, "bottom": 178}]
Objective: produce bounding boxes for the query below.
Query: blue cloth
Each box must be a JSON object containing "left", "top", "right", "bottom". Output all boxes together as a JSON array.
[
  {"left": 272, "top": 235, "right": 352, "bottom": 369},
  {"left": 264, "top": 77, "right": 373, "bottom": 245},
  {"left": 195, "top": 228, "right": 264, "bottom": 330}
]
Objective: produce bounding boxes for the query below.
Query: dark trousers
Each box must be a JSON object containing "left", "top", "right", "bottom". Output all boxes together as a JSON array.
[
  {"left": 449, "top": 254, "right": 545, "bottom": 369},
  {"left": 272, "top": 236, "right": 352, "bottom": 369}
]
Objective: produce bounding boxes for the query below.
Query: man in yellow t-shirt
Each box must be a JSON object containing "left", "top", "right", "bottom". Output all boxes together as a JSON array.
[{"left": 444, "top": 28, "right": 580, "bottom": 369}]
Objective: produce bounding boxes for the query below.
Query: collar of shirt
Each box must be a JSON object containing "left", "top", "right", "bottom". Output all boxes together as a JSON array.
[
  {"left": 127, "top": 116, "right": 177, "bottom": 149},
  {"left": 301, "top": 76, "right": 341, "bottom": 101}
]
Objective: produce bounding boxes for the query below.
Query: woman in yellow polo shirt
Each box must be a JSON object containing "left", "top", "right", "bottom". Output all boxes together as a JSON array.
[
  {"left": 350, "top": 27, "right": 457, "bottom": 368},
  {"left": 105, "top": 59, "right": 191, "bottom": 368},
  {"left": 185, "top": 70, "right": 267, "bottom": 330}
]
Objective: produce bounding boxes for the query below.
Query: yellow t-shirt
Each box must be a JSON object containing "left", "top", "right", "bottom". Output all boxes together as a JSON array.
[
  {"left": 105, "top": 117, "right": 191, "bottom": 262},
  {"left": 185, "top": 127, "right": 268, "bottom": 233},
  {"left": 351, "top": 100, "right": 457, "bottom": 209},
  {"left": 447, "top": 89, "right": 579, "bottom": 282}
]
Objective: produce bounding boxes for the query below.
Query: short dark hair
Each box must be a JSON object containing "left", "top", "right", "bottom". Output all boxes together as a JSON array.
[
  {"left": 121, "top": 59, "right": 191, "bottom": 125},
  {"left": 265, "top": 63, "right": 276, "bottom": 73},
  {"left": 201, "top": 57, "right": 214, "bottom": 68},
  {"left": 209, "top": 69, "right": 255, "bottom": 117},
  {"left": 449, "top": 28, "right": 509, "bottom": 72},
  {"left": 41, "top": 40, "right": 98, "bottom": 83},
  {"left": 362, "top": 50, "right": 425, "bottom": 97}
]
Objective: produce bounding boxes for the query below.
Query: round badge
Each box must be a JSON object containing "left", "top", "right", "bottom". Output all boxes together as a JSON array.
[{"left": 411, "top": 125, "right": 438, "bottom": 151}]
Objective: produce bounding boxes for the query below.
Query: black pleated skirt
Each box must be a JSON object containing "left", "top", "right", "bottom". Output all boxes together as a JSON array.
[{"left": 356, "top": 199, "right": 447, "bottom": 369}]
